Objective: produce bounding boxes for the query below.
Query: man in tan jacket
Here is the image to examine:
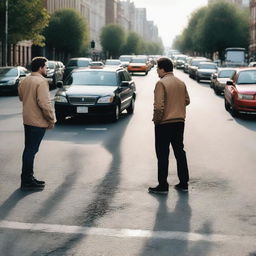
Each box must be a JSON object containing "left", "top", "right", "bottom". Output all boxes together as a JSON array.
[
  {"left": 18, "top": 57, "right": 56, "bottom": 190},
  {"left": 148, "top": 57, "right": 190, "bottom": 194}
]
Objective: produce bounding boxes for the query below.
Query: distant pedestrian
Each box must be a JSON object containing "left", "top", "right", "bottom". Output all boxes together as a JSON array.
[
  {"left": 18, "top": 57, "right": 56, "bottom": 191},
  {"left": 148, "top": 57, "right": 190, "bottom": 194}
]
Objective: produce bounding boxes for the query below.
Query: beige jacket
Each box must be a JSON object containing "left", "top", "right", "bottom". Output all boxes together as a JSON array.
[
  {"left": 18, "top": 72, "right": 56, "bottom": 128},
  {"left": 153, "top": 72, "right": 190, "bottom": 124}
]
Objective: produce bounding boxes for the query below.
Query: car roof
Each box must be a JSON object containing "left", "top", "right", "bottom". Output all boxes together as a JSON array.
[{"left": 72, "top": 66, "right": 125, "bottom": 72}]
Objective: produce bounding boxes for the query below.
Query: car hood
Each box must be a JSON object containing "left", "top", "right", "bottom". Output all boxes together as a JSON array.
[
  {"left": 0, "top": 76, "right": 17, "bottom": 82},
  {"left": 198, "top": 69, "right": 216, "bottom": 73},
  {"left": 129, "top": 63, "right": 146, "bottom": 66},
  {"left": 57, "top": 85, "right": 117, "bottom": 97},
  {"left": 236, "top": 84, "right": 256, "bottom": 93},
  {"left": 218, "top": 78, "right": 230, "bottom": 84}
]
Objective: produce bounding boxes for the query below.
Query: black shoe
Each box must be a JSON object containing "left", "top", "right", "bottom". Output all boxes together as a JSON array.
[
  {"left": 33, "top": 177, "right": 45, "bottom": 185},
  {"left": 20, "top": 180, "right": 45, "bottom": 191},
  {"left": 148, "top": 185, "right": 169, "bottom": 194},
  {"left": 174, "top": 183, "right": 188, "bottom": 192}
]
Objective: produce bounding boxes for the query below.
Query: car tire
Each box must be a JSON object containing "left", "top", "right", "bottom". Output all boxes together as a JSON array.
[
  {"left": 145, "top": 71, "right": 148, "bottom": 75},
  {"left": 196, "top": 76, "right": 200, "bottom": 83},
  {"left": 230, "top": 101, "right": 239, "bottom": 117},
  {"left": 224, "top": 98, "right": 230, "bottom": 111},
  {"left": 126, "top": 98, "right": 135, "bottom": 114},
  {"left": 214, "top": 87, "right": 221, "bottom": 95},
  {"left": 110, "top": 104, "right": 120, "bottom": 122}
]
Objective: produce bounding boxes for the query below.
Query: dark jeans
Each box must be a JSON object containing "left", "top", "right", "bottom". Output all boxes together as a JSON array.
[
  {"left": 21, "top": 125, "right": 46, "bottom": 183},
  {"left": 155, "top": 122, "right": 189, "bottom": 187}
]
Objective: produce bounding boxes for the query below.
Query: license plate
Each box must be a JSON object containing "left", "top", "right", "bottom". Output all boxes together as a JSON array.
[{"left": 77, "top": 106, "right": 88, "bottom": 113}]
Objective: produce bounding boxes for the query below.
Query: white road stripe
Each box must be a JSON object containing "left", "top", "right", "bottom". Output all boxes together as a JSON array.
[
  {"left": 85, "top": 128, "right": 108, "bottom": 131},
  {"left": 0, "top": 220, "right": 254, "bottom": 243}
]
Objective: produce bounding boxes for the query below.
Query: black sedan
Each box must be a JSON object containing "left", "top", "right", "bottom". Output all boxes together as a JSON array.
[
  {"left": 0, "top": 66, "right": 30, "bottom": 94},
  {"left": 54, "top": 67, "right": 136, "bottom": 122}
]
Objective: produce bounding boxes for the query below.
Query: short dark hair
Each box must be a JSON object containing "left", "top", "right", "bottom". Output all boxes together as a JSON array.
[
  {"left": 157, "top": 57, "right": 173, "bottom": 72},
  {"left": 31, "top": 57, "right": 48, "bottom": 72}
]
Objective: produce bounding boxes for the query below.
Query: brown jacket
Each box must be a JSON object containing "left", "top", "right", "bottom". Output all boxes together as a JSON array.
[
  {"left": 153, "top": 72, "right": 190, "bottom": 124},
  {"left": 18, "top": 72, "right": 56, "bottom": 128}
]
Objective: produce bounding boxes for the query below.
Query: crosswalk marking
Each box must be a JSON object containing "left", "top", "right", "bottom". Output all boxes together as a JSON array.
[{"left": 0, "top": 220, "right": 254, "bottom": 244}]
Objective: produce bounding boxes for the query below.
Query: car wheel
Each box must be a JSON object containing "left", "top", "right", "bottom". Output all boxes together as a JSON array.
[
  {"left": 110, "top": 104, "right": 120, "bottom": 122},
  {"left": 214, "top": 87, "right": 221, "bottom": 95},
  {"left": 126, "top": 98, "right": 135, "bottom": 114},
  {"left": 224, "top": 98, "right": 230, "bottom": 111},
  {"left": 196, "top": 76, "right": 200, "bottom": 83},
  {"left": 230, "top": 101, "right": 239, "bottom": 117},
  {"left": 145, "top": 71, "right": 148, "bottom": 75}
]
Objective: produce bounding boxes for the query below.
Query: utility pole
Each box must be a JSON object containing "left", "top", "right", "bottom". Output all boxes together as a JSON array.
[{"left": 4, "top": 0, "right": 8, "bottom": 66}]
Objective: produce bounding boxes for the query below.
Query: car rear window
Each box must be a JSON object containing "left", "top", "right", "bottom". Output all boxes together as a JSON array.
[
  {"left": 198, "top": 64, "right": 217, "bottom": 69},
  {"left": 218, "top": 70, "right": 235, "bottom": 78},
  {"left": 67, "top": 60, "right": 91, "bottom": 67},
  {"left": 65, "top": 71, "right": 118, "bottom": 86}
]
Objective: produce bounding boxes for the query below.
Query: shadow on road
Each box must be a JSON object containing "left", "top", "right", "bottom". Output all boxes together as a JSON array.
[{"left": 139, "top": 192, "right": 212, "bottom": 256}]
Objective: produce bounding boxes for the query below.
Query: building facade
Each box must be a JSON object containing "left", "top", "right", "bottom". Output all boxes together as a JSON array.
[{"left": 208, "top": 0, "right": 249, "bottom": 7}]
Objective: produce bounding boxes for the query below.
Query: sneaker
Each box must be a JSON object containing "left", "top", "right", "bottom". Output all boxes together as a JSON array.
[
  {"left": 20, "top": 180, "right": 45, "bottom": 191},
  {"left": 148, "top": 185, "right": 169, "bottom": 194},
  {"left": 33, "top": 177, "right": 45, "bottom": 185},
  {"left": 174, "top": 183, "right": 188, "bottom": 192}
]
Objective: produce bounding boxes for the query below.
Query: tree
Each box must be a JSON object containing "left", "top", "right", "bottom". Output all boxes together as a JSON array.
[
  {"left": 44, "top": 9, "right": 89, "bottom": 57},
  {"left": 122, "top": 32, "right": 140, "bottom": 55},
  {"left": 100, "top": 24, "right": 125, "bottom": 58},
  {"left": 200, "top": 1, "right": 249, "bottom": 58},
  {"left": 0, "top": 0, "right": 49, "bottom": 46}
]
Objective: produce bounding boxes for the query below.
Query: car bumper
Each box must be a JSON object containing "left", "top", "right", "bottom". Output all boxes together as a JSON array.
[
  {"left": 197, "top": 74, "right": 212, "bottom": 80},
  {"left": 55, "top": 103, "right": 116, "bottom": 117},
  {"left": 0, "top": 84, "right": 18, "bottom": 92},
  {"left": 235, "top": 99, "right": 256, "bottom": 114}
]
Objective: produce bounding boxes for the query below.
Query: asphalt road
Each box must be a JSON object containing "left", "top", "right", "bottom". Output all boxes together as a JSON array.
[{"left": 0, "top": 67, "right": 256, "bottom": 256}]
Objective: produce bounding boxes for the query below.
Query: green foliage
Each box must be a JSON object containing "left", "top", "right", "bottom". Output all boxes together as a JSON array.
[
  {"left": 0, "top": 0, "right": 49, "bottom": 46},
  {"left": 100, "top": 24, "right": 125, "bottom": 58},
  {"left": 122, "top": 32, "right": 140, "bottom": 54},
  {"left": 44, "top": 8, "right": 89, "bottom": 55},
  {"left": 174, "top": 1, "right": 249, "bottom": 57}
]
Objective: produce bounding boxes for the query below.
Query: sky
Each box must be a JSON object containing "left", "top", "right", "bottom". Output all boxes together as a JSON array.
[{"left": 132, "top": 0, "right": 208, "bottom": 47}]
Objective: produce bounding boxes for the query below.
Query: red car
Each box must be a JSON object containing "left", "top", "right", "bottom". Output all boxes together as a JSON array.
[{"left": 224, "top": 68, "right": 256, "bottom": 117}]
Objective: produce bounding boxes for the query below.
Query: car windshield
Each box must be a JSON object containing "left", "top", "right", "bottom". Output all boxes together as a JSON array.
[
  {"left": 191, "top": 60, "right": 205, "bottom": 66},
  {"left": 177, "top": 56, "right": 186, "bottom": 61},
  {"left": 218, "top": 70, "right": 235, "bottom": 78},
  {"left": 65, "top": 71, "right": 117, "bottom": 86},
  {"left": 237, "top": 70, "right": 256, "bottom": 85},
  {"left": 198, "top": 64, "right": 217, "bottom": 69},
  {"left": 131, "top": 59, "right": 146, "bottom": 63},
  {"left": 0, "top": 68, "right": 18, "bottom": 77},
  {"left": 47, "top": 61, "right": 56, "bottom": 69},
  {"left": 67, "top": 59, "right": 91, "bottom": 67}
]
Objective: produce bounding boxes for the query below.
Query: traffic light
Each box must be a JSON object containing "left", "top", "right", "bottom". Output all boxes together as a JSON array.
[{"left": 90, "top": 40, "right": 95, "bottom": 49}]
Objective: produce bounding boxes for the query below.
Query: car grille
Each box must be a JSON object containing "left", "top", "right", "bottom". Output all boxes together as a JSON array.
[{"left": 68, "top": 96, "right": 98, "bottom": 105}]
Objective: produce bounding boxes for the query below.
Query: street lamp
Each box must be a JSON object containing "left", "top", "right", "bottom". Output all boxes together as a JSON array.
[{"left": 4, "top": 0, "right": 8, "bottom": 66}]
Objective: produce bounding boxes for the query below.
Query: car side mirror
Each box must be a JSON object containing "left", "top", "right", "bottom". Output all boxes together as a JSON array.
[
  {"left": 56, "top": 81, "right": 63, "bottom": 88},
  {"left": 226, "top": 80, "right": 233, "bottom": 86},
  {"left": 121, "top": 81, "right": 129, "bottom": 87}
]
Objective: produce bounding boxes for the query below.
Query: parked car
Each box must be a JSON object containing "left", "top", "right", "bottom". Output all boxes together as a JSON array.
[
  {"left": 195, "top": 62, "right": 218, "bottom": 82},
  {"left": 224, "top": 68, "right": 256, "bottom": 117},
  {"left": 63, "top": 57, "right": 92, "bottom": 80},
  {"left": 119, "top": 55, "right": 132, "bottom": 68},
  {"left": 54, "top": 67, "right": 136, "bottom": 122},
  {"left": 46, "top": 60, "right": 65, "bottom": 89},
  {"left": 210, "top": 68, "right": 237, "bottom": 95},
  {"left": 105, "top": 59, "right": 123, "bottom": 68},
  {"left": 0, "top": 66, "right": 30, "bottom": 94},
  {"left": 188, "top": 58, "right": 211, "bottom": 79},
  {"left": 174, "top": 54, "right": 187, "bottom": 69},
  {"left": 248, "top": 61, "right": 256, "bottom": 67},
  {"left": 127, "top": 56, "right": 150, "bottom": 75},
  {"left": 183, "top": 56, "right": 193, "bottom": 73}
]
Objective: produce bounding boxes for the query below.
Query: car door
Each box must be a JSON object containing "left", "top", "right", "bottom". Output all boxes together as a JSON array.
[{"left": 118, "top": 70, "right": 133, "bottom": 110}]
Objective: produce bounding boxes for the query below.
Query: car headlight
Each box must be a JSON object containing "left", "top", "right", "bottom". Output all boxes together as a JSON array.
[
  {"left": 54, "top": 95, "right": 68, "bottom": 103},
  {"left": 97, "top": 96, "right": 114, "bottom": 103},
  {"left": 7, "top": 79, "right": 17, "bottom": 85},
  {"left": 238, "top": 94, "right": 254, "bottom": 100}
]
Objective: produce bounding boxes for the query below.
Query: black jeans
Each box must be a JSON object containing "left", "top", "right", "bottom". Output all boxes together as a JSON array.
[
  {"left": 155, "top": 122, "right": 189, "bottom": 187},
  {"left": 21, "top": 125, "right": 46, "bottom": 183}
]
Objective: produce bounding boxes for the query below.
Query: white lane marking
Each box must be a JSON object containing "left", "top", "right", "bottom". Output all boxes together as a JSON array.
[
  {"left": 85, "top": 128, "right": 108, "bottom": 131},
  {"left": 0, "top": 220, "right": 254, "bottom": 243}
]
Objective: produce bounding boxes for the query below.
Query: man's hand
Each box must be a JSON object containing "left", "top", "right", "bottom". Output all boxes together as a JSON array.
[{"left": 47, "top": 123, "right": 55, "bottom": 129}]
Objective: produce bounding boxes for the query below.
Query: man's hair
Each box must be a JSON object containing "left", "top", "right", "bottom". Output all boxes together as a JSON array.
[
  {"left": 31, "top": 57, "right": 48, "bottom": 72},
  {"left": 157, "top": 57, "right": 173, "bottom": 72}
]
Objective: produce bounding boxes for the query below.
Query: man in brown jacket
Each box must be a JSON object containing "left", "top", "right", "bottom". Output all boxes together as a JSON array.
[
  {"left": 148, "top": 57, "right": 190, "bottom": 194},
  {"left": 18, "top": 57, "right": 56, "bottom": 191}
]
